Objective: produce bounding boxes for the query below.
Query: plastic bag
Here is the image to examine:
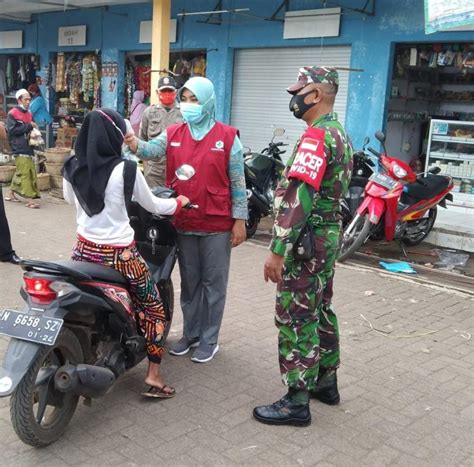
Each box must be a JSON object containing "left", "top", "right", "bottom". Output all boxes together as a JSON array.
[
  {"left": 29, "top": 128, "right": 44, "bottom": 147},
  {"left": 432, "top": 249, "right": 469, "bottom": 271},
  {"left": 379, "top": 261, "right": 417, "bottom": 274}
]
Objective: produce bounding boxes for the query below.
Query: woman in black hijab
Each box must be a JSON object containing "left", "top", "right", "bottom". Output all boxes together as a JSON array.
[
  {"left": 63, "top": 108, "right": 189, "bottom": 398},
  {"left": 63, "top": 108, "right": 127, "bottom": 216}
]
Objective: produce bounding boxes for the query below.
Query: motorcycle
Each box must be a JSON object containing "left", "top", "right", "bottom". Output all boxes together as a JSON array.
[
  {"left": 244, "top": 128, "right": 287, "bottom": 238},
  {"left": 0, "top": 165, "right": 195, "bottom": 447},
  {"left": 338, "top": 131, "right": 454, "bottom": 262},
  {"left": 341, "top": 136, "right": 377, "bottom": 226}
]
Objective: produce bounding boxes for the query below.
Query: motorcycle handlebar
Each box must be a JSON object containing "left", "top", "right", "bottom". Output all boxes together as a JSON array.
[{"left": 367, "top": 147, "right": 381, "bottom": 158}]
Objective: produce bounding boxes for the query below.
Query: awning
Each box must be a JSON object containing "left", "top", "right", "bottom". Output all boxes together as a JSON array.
[{"left": 0, "top": 0, "right": 149, "bottom": 23}]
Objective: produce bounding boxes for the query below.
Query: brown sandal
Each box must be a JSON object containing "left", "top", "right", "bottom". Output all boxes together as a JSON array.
[
  {"left": 141, "top": 384, "right": 176, "bottom": 399},
  {"left": 25, "top": 202, "right": 40, "bottom": 209}
]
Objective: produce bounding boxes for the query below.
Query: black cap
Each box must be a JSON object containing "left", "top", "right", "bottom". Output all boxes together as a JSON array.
[{"left": 158, "top": 76, "right": 177, "bottom": 91}]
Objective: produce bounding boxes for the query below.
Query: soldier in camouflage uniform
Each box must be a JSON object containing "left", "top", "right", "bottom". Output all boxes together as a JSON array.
[{"left": 253, "top": 66, "right": 353, "bottom": 426}]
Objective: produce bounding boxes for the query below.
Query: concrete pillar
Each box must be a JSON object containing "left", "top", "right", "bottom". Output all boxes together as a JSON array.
[{"left": 150, "top": 0, "right": 171, "bottom": 105}]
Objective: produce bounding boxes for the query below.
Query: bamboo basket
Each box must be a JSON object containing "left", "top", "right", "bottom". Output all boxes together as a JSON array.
[
  {"left": 50, "top": 174, "right": 63, "bottom": 190},
  {"left": 0, "top": 165, "right": 15, "bottom": 183},
  {"left": 36, "top": 173, "right": 51, "bottom": 191},
  {"left": 45, "top": 162, "right": 64, "bottom": 177},
  {"left": 44, "top": 147, "right": 71, "bottom": 163}
]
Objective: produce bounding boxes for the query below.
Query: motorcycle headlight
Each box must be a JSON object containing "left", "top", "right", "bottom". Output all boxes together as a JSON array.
[{"left": 393, "top": 164, "right": 407, "bottom": 179}]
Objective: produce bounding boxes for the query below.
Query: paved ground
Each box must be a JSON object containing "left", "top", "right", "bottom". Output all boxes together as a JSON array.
[{"left": 0, "top": 194, "right": 473, "bottom": 466}]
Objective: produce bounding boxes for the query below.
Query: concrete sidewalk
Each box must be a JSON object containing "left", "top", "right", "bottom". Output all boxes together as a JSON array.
[{"left": 0, "top": 196, "right": 472, "bottom": 466}]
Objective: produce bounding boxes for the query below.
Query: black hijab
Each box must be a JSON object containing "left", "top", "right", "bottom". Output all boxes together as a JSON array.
[{"left": 63, "top": 108, "right": 127, "bottom": 217}]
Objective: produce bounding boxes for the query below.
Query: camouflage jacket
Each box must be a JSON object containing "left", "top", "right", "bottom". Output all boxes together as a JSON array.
[{"left": 270, "top": 112, "right": 353, "bottom": 257}]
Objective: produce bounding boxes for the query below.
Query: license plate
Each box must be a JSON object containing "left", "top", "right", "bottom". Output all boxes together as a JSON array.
[
  {"left": 370, "top": 172, "right": 397, "bottom": 190},
  {"left": 0, "top": 310, "right": 63, "bottom": 346}
]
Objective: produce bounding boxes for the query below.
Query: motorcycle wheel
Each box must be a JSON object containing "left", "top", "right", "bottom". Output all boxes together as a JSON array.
[
  {"left": 402, "top": 207, "right": 437, "bottom": 246},
  {"left": 338, "top": 213, "right": 371, "bottom": 263},
  {"left": 10, "top": 328, "right": 83, "bottom": 447},
  {"left": 246, "top": 209, "right": 260, "bottom": 239}
]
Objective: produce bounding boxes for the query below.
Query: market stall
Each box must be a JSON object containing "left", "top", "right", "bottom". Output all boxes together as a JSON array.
[
  {"left": 47, "top": 51, "right": 102, "bottom": 146},
  {"left": 124, "top": 50, "right": 206, "bottom": 116},
  {"left": 0, "top": 54, "right": 39, "bottom": 121}
]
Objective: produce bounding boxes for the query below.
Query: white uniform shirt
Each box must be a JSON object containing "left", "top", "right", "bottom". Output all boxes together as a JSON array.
[{"left": 63, "top": 162, "right": 177, "bottom": 246}]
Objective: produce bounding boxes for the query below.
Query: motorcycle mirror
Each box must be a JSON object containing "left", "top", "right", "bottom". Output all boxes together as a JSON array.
[
  {"left": 175, "top": 164, "right": 196, "bottom": 181},
  {"left": 428, "top": 166, "right": 441, "bottom": 175},
  {"left": 375, "top": 131, "right": 386, "bottom": 144},
  {"left": 273, "top": 128, "right": 285, "bottom": 137},
  {"left": 363, "top": 136, "right": 370, "bottom": 147}
]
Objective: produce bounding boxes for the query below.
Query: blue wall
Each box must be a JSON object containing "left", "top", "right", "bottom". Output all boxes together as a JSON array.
[{"left": 1, "top": 0, "right": 472, "bottom": 148}]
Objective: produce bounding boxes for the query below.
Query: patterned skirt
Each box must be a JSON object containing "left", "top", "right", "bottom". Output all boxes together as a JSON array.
[{"left": 72, "top": 235, "right": 167, "bottom": 363}]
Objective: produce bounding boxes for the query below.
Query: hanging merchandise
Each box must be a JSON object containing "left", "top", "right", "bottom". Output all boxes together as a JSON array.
[
  {"left": 0, "top": 54, "right": 40, "bottom": 119},
  {"left": 53, "top": 52, "right": 101, "bottom": 112},
  {"left": 173, "top": 57, "right": 192, "bottom": 87},
  {"left": 191, "top": 55, "right": 206, "bottom": 77},
  {"left": 134, "top": 64, "right": 151, "bottom": 96},
  {"left": 55, "top": 53, "right": 66, "bottom": 92},
  {"left": 124, "top": 60, "right": 136, "bottom": 117}
]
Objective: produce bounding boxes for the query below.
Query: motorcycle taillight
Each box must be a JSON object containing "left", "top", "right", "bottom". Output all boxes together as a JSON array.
[{"left": 23, "top": 277, "right": 57, "bottom": 305}]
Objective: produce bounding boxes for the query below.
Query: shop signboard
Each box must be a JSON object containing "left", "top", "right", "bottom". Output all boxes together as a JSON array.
[
  {"left": 139, "top": 19, "right": 177, "bottom": 44},
  {"left": 283, "top": 8, "right": 341, "bottom": 39},
  {"left": 58, "top": 25, "right": 87, "bottom": 47},
  {"left": 0, "top": 30, "right": 23, "bottom": 49}
]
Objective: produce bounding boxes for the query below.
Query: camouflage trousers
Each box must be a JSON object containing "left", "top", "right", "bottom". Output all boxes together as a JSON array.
[{"left": 275, "top": 226, "right": 340, "bottom": 391}]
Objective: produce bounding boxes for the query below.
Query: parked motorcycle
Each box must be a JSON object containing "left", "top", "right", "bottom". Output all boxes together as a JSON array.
[
  {"left": 341, "top": 136, "right": 377, "bottom": 227},
  {"left": 338, "top": 131, "right": 454, "bottom": 262},
  {"left": 244, "top": 128, "right": 287, "bottom": 238},
  {"left": 0, "top": 165, "right": 195, "bottom": 447}
]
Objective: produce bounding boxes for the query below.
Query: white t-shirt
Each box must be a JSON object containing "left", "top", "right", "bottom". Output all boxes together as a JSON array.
[{"left": 63, "top": 162, "right": 177, "bottom": 246}]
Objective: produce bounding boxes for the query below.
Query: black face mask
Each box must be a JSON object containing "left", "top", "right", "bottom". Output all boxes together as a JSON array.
[{"left": 289, "top": 90, "right": 317, "bottom": 119}]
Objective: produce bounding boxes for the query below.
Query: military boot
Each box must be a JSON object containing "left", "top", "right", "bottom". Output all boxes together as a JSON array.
[
  {"left": 253, "top": 392, "right": 311, "bottom": 427},
  {"left": 310, "top": 369, "right": 340, "bottom": 405}
]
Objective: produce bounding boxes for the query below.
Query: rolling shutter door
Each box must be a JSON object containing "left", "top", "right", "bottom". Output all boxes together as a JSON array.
[{"left": 231, "top": 46, "right": 351, "bottom": 158}]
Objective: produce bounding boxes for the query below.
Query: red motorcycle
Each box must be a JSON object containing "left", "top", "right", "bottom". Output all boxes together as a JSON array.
[{"left": 338, "top": 131, "right": 454, "bottom": 262}]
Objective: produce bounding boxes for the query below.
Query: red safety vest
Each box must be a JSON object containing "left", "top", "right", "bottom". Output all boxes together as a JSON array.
[{"left": 165, "top": 122, "right": 238, "bottom": 232}]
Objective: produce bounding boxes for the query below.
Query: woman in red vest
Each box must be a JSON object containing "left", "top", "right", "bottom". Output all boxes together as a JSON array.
[{"left": 124, "top": 77, "right": 247, "bottom": 363}]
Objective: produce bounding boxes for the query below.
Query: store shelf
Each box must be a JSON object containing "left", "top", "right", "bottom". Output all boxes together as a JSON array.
[
  {"left": 426, "top": 119, "right": 474, "bottom": 199},
  {"left": 450, "top": 175, "right": 474, "bottom": 181},
  {"left": 429, "top": 151, "right": 474, "bottom": 162},
  {"left": 432, "top": 136, "right": 474, "bottom": 144}
]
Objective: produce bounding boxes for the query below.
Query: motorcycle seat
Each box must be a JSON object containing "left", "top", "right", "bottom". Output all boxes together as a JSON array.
[
  {"left": 403, "top": 175, "right": 451, "bottom": 200},
  {"left": 54, "top": 261, "right": 128, "bottom": 286}
]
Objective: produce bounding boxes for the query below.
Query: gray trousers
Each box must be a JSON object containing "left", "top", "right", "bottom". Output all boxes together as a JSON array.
[{"left": 177, "top": 232, "right": 231, "bottom": 345}]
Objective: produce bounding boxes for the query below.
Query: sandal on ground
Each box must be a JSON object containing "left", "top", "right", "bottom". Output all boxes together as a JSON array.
[
  {"left": 25, "top": 202, "right": 40, "bottom": 209},
  {"left": 4, "top": 196, "right": 20, "bottom": 203},
  {"left": 141, "top": 384, "right": 176, "bottom": 399}
]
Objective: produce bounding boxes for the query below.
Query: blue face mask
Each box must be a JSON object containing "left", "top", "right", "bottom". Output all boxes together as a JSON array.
[{"left": 180, "top": 102, "right": 203, "bottom": 124}]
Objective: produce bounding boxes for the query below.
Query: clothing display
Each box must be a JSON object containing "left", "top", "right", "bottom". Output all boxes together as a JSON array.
[
  {"left": 53, "top": 52, "right": 101, "bottom": 113},
  {"left": 124, "top": 52, "right": 207, "bottom": 115},
  {"left": 0, "top": 55, "right": 39, "bottom": 118}
]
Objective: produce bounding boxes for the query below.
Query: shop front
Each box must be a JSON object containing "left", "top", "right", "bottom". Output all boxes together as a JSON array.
[
  {"left": 385, "top": 42, "right": 474, "bottom": 250},
  {"left": 124, "top": 49, "right": 207, "bottom": 117}
]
